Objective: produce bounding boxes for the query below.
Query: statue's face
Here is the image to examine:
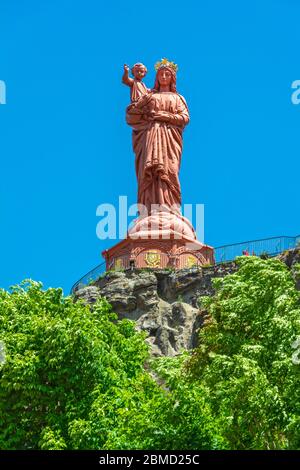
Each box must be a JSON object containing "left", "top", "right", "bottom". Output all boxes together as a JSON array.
[
  {"left": 157, "top": 68, "right": 172, "bottom": 88},
  {"left": 133, "top": 65, "right": 147, "bottom": 79}
]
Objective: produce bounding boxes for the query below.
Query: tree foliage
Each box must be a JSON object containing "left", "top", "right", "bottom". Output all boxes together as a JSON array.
[
  {"left": 188, "top": 256, "right": 300, "bottom": 449},
  {"left": 0, "top": 281, "right": 148, "bottom": 449},
  {"left": 0, "top": 256, "right": 299, "bottom": 449},
  {"left": 0, "top": 280, "right": 221, "bottom": 450}
]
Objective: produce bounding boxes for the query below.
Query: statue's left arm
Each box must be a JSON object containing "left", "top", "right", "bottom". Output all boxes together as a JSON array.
[
  {"left": 150, "top": 95, "right": 190, "bottom": 127},
  {"left": 172, "top": 95, "right": 190, "bottom": 126}
]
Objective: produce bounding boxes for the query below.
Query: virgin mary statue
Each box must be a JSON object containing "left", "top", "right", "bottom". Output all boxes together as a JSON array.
[{"left": 126, "top": 59, "right": 198, "bottom": 242}]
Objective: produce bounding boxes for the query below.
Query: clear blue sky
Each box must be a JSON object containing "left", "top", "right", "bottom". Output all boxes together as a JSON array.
[{"left": 0, "top": 0, "right": 299, "bottom": 293}]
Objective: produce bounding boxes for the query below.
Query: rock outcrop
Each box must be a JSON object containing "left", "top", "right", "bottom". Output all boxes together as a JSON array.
[
  {"left": 278, "top": 248, "right": 300, "bottom": 290},
  {"left": 74, "top": 249, "right": 299, "bottom": 357},
  {"left": 74, "top": 263, "right": 237, "bottom": 356}
]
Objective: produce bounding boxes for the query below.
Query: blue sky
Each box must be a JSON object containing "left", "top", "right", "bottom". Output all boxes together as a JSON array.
[{"left": 0, "top": 0, "right": 299, "bottom": 293}]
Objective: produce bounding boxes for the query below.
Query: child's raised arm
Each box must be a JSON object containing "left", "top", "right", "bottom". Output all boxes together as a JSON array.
[{"left": 122, "top": 64, "right": 134, "bottom": 87}]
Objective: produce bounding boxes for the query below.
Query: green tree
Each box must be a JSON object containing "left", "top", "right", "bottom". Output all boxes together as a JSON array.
[
  {"left": 188, "top": 257, "right": 300, "bottom": 449},
  {"left": 0, "top": 280, "right": 221, "bottom": 450},
  {"left": 2, "top": 257, "right": 298, "bottom": 450},
  {"left": 0, "top": 281, "right": 148, "bottom": 449}
]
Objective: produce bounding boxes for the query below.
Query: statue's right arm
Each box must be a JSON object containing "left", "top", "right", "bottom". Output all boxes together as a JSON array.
[{"left": 122, "top": 64, "right": 134, "bottom": 87}]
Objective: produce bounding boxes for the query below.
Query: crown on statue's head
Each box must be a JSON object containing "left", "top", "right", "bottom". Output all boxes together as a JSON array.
[{"left": 154, "top": 58, "right": 178, "bottom": 73}]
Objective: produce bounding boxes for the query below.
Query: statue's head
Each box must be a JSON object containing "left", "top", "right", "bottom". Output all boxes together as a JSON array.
[
  {"left": 153, "top": 58, "right": 178, "bottom": 92},
  {"left": 131, "top": 63, "right": 147, "bottom": 81}
]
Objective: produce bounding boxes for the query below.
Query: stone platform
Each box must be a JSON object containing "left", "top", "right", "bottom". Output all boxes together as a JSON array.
[{"left": 102, "top": 211, "right": 215, "bottom": 270}]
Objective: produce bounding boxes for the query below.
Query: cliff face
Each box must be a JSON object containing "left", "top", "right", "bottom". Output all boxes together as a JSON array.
[
  {"left": 74, "top": 263, "right": 238, "bottom": 356},
  {"left": 74, "top": 249, "right": 299, "bottom": 357},
  {"left": 278, "top": 248, "right": 300, "bottom": 290}
]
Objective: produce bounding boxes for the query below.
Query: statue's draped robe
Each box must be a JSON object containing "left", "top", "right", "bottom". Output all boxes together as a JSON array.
[
  {"left": 130, "top": 79, "right": 148, "bottom": 102},
  {"left": 126, "top": 91, "right": 189, "bottom": 214}
]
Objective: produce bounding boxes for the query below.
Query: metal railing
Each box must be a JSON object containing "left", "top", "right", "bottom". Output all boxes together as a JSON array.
[
  {"left": 214, "top": 235, "right": 300, "bottom": 264},
  {"left": 71, "top": 261, "right": 107, "bottom": 294},
  {"left": 70, "top": 234, "right": 300, "bottom": 294}
]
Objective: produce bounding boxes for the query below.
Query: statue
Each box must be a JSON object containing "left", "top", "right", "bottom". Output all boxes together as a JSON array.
[
  {"left": 125, "top": 59, "right": 189, "bottom": 215},
  {"left": 124, "top": 58, "right": 197, "bottom": 241},
  {"left": 122, "top": 63, "right": 149, "bottom": 103},
  {"left": 102, "top": 59, "right": 214, "bottom": 270}
]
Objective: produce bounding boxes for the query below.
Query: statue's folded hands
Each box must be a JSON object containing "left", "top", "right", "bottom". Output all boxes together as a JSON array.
[{"left": 147, "top": 111, "right": 172, "bottom": 122}]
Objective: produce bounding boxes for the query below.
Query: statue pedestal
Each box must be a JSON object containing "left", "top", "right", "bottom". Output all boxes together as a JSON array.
[{"left": 102, "top": 212, "right": 214, "bottom": 270}]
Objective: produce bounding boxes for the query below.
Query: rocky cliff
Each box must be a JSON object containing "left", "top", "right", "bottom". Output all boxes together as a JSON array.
[
  {"left": 74, "top": 263, "right": 237, "bottom": 356},
  {"left": 75, "top": 249, "right": 299, "bottom": 357},
  {"left": 279, "top": 247, "right": 300, "bottom": 290}
]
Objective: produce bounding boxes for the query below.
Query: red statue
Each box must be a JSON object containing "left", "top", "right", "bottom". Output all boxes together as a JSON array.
[
  {"left": 102, "top": 59, "right": 214, "bottom": 270},
  {"left": 126, "top": 60, "right": 189, "bottom": 213},
  {"left": 122, "top": 63, "right": 149, "bottom": 103}
]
